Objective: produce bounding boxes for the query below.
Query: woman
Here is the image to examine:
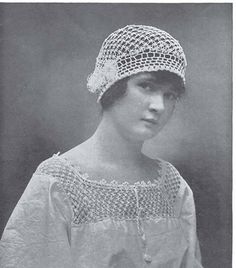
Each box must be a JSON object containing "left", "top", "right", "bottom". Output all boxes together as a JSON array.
[{"left": 0, "top": 25, "right": 203, "bottom": 267}]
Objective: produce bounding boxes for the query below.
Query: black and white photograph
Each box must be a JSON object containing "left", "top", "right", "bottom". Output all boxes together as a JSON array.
[{"left": 0, "top": 3, "right": 232, "bottom": 268}]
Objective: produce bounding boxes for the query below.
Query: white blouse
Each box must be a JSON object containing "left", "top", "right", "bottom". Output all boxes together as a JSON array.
[{"left": 0, "top": 154, "right": 203, "bottom": 268}]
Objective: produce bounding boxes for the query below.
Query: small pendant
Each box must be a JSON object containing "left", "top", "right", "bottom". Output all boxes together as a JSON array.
[{"left": 144, "top": 253, "right": 152, "bottom": 263}]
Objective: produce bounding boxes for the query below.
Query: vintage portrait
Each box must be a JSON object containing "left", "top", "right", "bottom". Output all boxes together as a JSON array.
[{"left": 0, "top": 3, "right": 232, "bottom": 268}]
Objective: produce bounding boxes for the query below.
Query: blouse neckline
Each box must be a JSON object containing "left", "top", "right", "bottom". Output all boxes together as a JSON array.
[{"left": 51, "top": 152, "right": 166, "bottom": 189}]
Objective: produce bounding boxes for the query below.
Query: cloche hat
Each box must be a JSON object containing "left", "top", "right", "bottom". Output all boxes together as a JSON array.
[{"left": 87, "top": 25, "right": 187, "bottom": 102}]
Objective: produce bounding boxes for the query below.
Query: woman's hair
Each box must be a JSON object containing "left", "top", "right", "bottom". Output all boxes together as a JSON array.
[
  {"left": 100, "top": 77, "right": 129, "bottom": 110},
  {"left": 100, "top": 70, "right": 185, "bottom": 110}
]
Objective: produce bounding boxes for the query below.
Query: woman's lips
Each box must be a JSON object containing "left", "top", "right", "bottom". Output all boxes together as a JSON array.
[{"left": 141, "top": 118, "right": 158, "bottom": 125}]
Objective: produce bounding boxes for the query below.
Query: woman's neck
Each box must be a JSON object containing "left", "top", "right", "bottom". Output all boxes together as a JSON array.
[{"left": 86, "top": 115, "right": 145, "bottom": 166}]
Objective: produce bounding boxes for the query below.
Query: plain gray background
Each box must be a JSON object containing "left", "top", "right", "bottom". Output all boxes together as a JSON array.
[{"left": 0, "top": 3, "right": 232, "bottom": 268}]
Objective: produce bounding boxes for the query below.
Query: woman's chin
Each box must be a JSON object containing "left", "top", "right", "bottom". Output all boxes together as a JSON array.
[{"left": 132, "top": 127, "right": 160, "bottom": 141}]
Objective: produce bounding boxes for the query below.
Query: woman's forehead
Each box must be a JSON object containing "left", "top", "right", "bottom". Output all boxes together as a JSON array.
[{"left": 130, "top": 72, "right": 155, "bottom": 80}]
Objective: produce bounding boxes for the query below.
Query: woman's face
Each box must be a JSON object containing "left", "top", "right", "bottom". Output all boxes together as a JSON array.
[{"left": 105, "top": 72, "right": 178, "bottom": 141}]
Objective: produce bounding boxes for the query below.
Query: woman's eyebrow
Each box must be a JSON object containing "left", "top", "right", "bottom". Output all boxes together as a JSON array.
[
  {"left": 136, "top": 77, "right": 177, "bottom": 92},
  {"left": 137, "top": 77, "right": 157, "bottom": 84}
]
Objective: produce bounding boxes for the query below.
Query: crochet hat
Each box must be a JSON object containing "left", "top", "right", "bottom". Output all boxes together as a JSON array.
[{"left": 87, "top": 25, "right": 187, "bottom": 102}]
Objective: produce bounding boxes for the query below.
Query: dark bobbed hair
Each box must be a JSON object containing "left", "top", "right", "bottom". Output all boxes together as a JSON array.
[{"left": 100, "top": 70, "right": 186, "bottom": 110}]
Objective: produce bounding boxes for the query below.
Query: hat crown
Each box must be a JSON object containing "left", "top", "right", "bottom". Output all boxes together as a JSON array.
[
  {"left": 98, "top": 25, "right": 185, "bottom": 64},
  {"left": 87, "top": 25, "right": 187, "bottom": 102}
]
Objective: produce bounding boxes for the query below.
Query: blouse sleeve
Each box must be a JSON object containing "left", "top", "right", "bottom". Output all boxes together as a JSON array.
[
  {"left": 0, "top": 173, "right": 74, "bottom": 268},
  {"left": 179, "top": 179, "right": 203, "bottom": 268}
]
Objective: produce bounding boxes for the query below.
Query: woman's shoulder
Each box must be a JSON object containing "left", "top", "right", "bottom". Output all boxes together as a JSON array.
[
  {"left": 161, "top": 159, "right": 193, "bottom": 196},
  {"left": 34, "top": 152, "right": 88, "bottom": 205},
  {"left": 157, "top": 158, "right": 183, "bottom": 181},
  {"left": 34, "top": 152, "right": 77, "bottom": 180},
  {"left": 155, "top": 158, "right": 191, "bottom": 195}
]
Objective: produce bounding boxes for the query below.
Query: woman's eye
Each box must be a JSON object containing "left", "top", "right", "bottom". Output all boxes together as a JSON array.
[
  {"left": 139, "top": 82, "right": 153, "bottom": 91},
  {"left": 164, "top": 92, "right": 178, "bottom": 100}
]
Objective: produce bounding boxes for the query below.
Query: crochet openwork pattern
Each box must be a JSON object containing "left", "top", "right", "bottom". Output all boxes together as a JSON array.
[
  {"left": 87, "top": 25, "right": 187, "bottom": 101},
  {"left": 35, "top": 155, "right": 181, "bottom": 225}
]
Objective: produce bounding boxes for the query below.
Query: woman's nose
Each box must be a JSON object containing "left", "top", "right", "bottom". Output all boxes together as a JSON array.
[{"left": 148, "top": 94, "right": 165, "bottom": 113}]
